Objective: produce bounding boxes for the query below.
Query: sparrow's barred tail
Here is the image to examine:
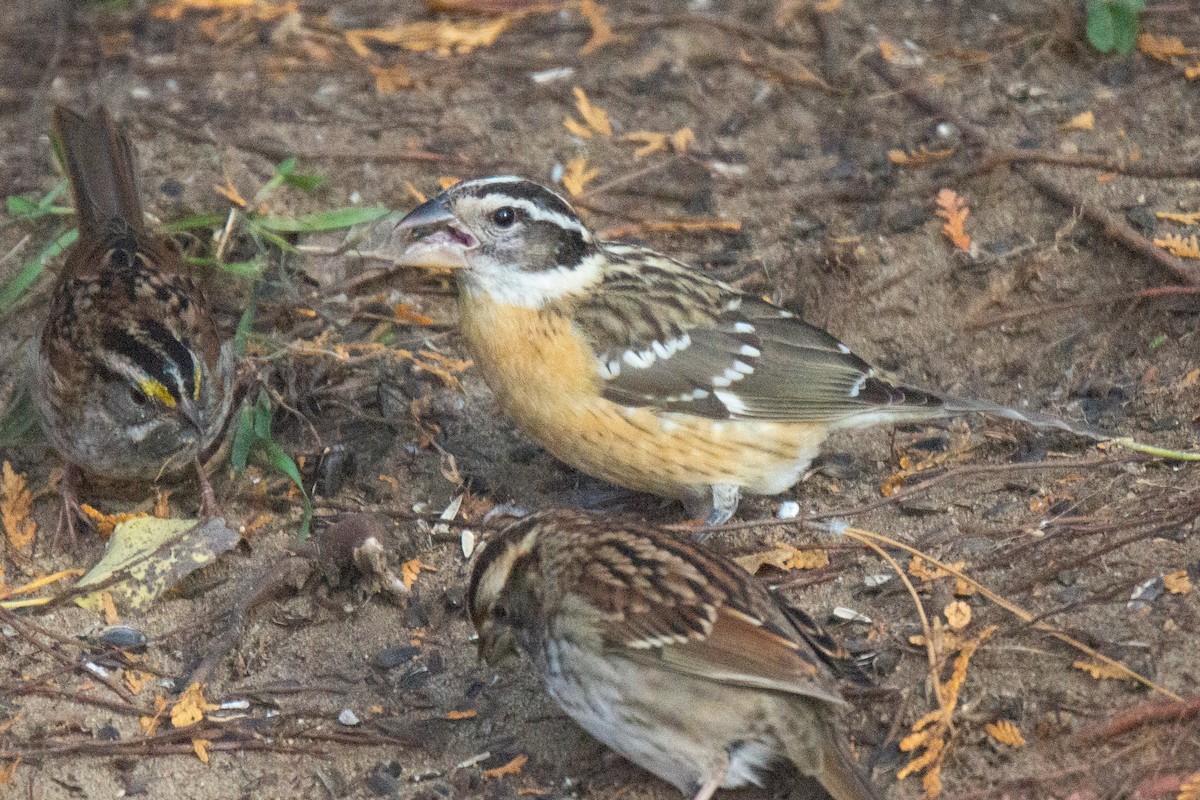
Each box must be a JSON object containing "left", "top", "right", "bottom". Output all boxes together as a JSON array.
[{"left": 53, "top": 105, "right": 145, "bottom": 238}]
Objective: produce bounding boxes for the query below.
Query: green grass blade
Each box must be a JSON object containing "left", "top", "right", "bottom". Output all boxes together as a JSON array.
[
  {"left": 255, "top": 206, "right": 391, "bottom": 233},
  {"left": 0, "top": 227, "right": 78, "bottom": 312}
]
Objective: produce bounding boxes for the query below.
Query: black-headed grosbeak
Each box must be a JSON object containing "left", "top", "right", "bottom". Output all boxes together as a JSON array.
[{"left": 394, "top": 177, "right": 1093, "bottom": 524}]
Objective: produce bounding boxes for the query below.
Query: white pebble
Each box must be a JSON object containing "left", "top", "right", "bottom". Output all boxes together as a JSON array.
[{"left": 775, "top": 501, "right": 800, "bottom": 519}]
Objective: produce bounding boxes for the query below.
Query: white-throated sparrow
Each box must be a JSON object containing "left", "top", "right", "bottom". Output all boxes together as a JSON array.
[
  {"left": 468, "top": 508, "right": 881, "bottom": 800},
  {"left": 29, "top": 106, "right": 233, "bottom": 547},
  {"left": 393, "top": 177, "right": 1098, "bottom": 525}
]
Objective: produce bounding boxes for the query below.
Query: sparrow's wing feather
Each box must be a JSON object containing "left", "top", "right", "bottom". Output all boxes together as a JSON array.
[
  {"left": 574, "top": 244, "right": 944, "bottom": 426},
  {"left": 560, "top": 520, "right": 844, "bottom": 705}
]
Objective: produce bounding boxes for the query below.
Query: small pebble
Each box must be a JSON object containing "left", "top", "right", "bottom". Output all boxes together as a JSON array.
[
  {"left": 529, "top": 66, "right": 574, "bottom": 84},
  {"left": 776, "top": 501, "right": 800, "bottom": 519},
  {"left": 338, "top": 708, "right": 361, "bottom": 726}
]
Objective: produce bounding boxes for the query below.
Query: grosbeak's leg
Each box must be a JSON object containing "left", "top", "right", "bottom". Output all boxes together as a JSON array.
[{"left": 684, "top": 483, "right": 740, "bottom": 541}]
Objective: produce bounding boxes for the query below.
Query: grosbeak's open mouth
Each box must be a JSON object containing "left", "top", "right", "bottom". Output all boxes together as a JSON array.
[{"left": 394, "top": 197, "right": 476, "bottom": 269}]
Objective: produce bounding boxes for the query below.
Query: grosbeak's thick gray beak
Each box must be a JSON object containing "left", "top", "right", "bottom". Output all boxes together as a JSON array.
[{"left": 393, "top": 198, "right": 476, "bottom": 270}]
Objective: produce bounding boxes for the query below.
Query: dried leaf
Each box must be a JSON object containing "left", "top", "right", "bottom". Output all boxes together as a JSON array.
[
  {"left": 401, "top": 558, "right": 435, "bottom": 589},
  {"left": 140, "top": 695, "right": 169, "bottom": 735},
  {"left": 1187, "top": 62, "right": 1200, "bottom": 81},
  {"left": 124, "top": 670, "right": 152, "bottom": 694},
  {"left": 345, "top": 17, "right": 512, "bottom": 58},
  {"left": 1155, "top": 233, "right": 1200, "bottom": 260},
  {"left": 101, "top": 592, "right": 119, "bottom": 625},
  {"left": 563, "top": 116, "right": 594, "bottom": 139},
  {"left": 888, "top": 146, "right": 955, "bottom": 167},
  {"left": 985, "top": 719, "right": 1026, "bottom": 747},
  {"left": 192, "top": 738, "right": 212, "bottom": 763},
  {"left": 73, "top": 517, "right": 240, "bottom": 612},
  {"left": 619, "top": 128, "right": 695, "bottom": 159},
  {"left": 394, "top": 303, "right": 435, "bottom": 326},
  {"left": 482, "top": 754, "right": 528, "bottom": 779},
  {"left": 898, "top": 625, "right": 996, "bottom": 797},
  {"left": 577, "top": 0, "right": 619, "bottom": 55},
  {"left": 815, "top": 0, "right": 843, "bottom": 11},
  {"left": 370, "top": 63, "right": 414, "bottom": 94},
  {"left": 878, "top": 37, "right": 923, "bottom": 67},
  {"left": 943, "top": 600, "right": 971, "bottom": 631},
  {"left": 438, "top": 176, "right": 461, "bottom": 190},
  {"left": 1, "top": 462, "right": 36, "bottom": 552},
  {"left": 1060, "top": 111, "right": 1095, "bottom": 132},
  {"left": 1164, "top": 570, "right": 1192, "bottom": 595},
  {"left": 561, "top": 157, "right": 600, "bottom": 196},
  {"left": 80, "top": 505, "right": 150, "bottom": 539},
  {"left": 446, "top": 709, "right": 478, "bottom": 720},
  {"left": 213, "top": 179, "right": 248, "bottom": 208},
  {"left": 1137, "top": 33, "right": 1193, "bottom": 61},
  {"left": 171, "top": 683, "right": 218, "bottom": 729},
  {"left": 935, "top": 188, "right": 971, "bottom": 252},
  {"left": 735, "top": 543, "right": 829, "bottom": 574},
  {"left": 1073, "top": 659, "right": 1130, "bottom": 681},
  {"left": 1178, "top": 772, "right": 1200, "bottom": 800},
  {"left": 1156, "top": 211, "right": 1200, "bottom": 225},
  {"left": 566, "top": 87, "right": 612, "bottom": 137}
]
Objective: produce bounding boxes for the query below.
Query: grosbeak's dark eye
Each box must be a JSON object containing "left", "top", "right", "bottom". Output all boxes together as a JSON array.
[{"left": 492, "top": 207, "right": 516, "bottom": 227}]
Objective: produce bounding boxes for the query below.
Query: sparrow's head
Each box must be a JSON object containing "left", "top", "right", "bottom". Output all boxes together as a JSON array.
[
  {"left": 394, "top": 176, "right": 601, "bottom": 306},
  {"left": 466, "top": 515, "right": 549, "bottom": 667}
]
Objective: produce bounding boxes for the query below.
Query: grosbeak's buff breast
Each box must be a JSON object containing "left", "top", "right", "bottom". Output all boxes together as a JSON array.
[
  {"left": 467, "top": 509, "right": 881, "bottom": 800},
  {"left": 394, "top": 177, "right": 1093, "bottom": 524}
]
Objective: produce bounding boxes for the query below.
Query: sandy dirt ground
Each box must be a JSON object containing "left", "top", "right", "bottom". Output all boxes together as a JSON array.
[{"left": 1, "top": 1, "right": 1198, "bottom": 798}]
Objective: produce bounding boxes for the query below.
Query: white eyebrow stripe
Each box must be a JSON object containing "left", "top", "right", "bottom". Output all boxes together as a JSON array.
[{"left": 505, "top": 198, "right": 589, "bottom": 237}]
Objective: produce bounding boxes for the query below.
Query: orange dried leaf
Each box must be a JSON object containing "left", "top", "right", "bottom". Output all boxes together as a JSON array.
[
  {"left": 401, "top": 558, "right": 436, "bottom": 589},
  {"left": 370, "top": 63, "right": 414, "bottom": 94},
  {"left": 1137, "top": 33, "right": 1192, "bottom": 61},
  {"left": 101, "top": 592, "right": 119, "bottom": 625},
  {"left": 344, "top": 17, "right": 512, "bottom": 58},
  {"left": 1177, "top": 772, "right": 1200, "bottom": 800},
  {"left": 140, "top": 695, "right": 169, "bottom": 735},
  {"left": 438, "top": 176, "right": 461, "bottom": 190},
  {"left": 192, "top": 738, "right": 212, "bottom": 763},
  {"left": 394, "top": 304, "right": 435, "bottom": 326},
  {"left": 1186, "top": 62, "right": 1200, "bottom": 80},
  {"left": 815, "top": 0, "right": 843, "bottom": 10},
  {"left": 985, "top": 719, "right": 1026, "bottom": 747},
  {"left": 943, "top": 600, "right": 971, "bottom": 631},
  {"left": 1157, "top": 211, "right": 1200, "bottom": 225},
  {"left": 80, "top": 505, "right": 149, "bottom": 539},
  {"left": 124, "top": 670, "right": 152, "bottom": 694},
  {"left": 1073, "top": 659, "right": 1130, "bottom": 681},
  {"left": 1, "top": 462, "right": 36, "bottom": 552},
  {"left": 1060, "top": 111, "right": 1095, "bottom": 132},
  {"left": 482, "top": 754, "right": 528, "bottom": 779},
  {"left": 171, "top": 683, "right": 219, "bottom": 728},
  {"left": 213, "top": 179, "right": 247, "bottom": 208},
  {"left": 568, "top": 87, "right": 612, "bottom": 137},
  {"left": 935, "top": 188, "right": 971, "bottom": 251},
  {"left": 561, "top": 157, "right": 599, "bottom": 196},
  {"left": 563, "top": 116, "right": 593, "bottom": 139},
  {"left": 577, "top": 0, "right": 619, "bottom": 55},
  {"left": 621, "top": 130, "right": 668, "bottom": 158},
  {"left": 1155, "top": 233, "right": 1200, "bottom": 260},
  {"left": 446, "top": 709, "right": 478, "bottom": 720},
  {"left": 1164, "top": 570, "right": 1192, "bottom": 595},
  {"left": 888, "top": 146, "right": 955, "bottom": 167}
]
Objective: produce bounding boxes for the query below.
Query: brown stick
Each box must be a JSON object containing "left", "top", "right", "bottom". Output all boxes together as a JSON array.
[
  {"left": 1014, "top": 164, "right": 1200, "bottom": 286},
  {"left": 1075, "top": 697, "right": 1200, "bottom": 743}
]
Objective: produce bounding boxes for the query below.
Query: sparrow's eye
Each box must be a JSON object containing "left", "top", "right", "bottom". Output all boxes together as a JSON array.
[{"left": 492, "top": 207, "right": 516, "bottom": 228}]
